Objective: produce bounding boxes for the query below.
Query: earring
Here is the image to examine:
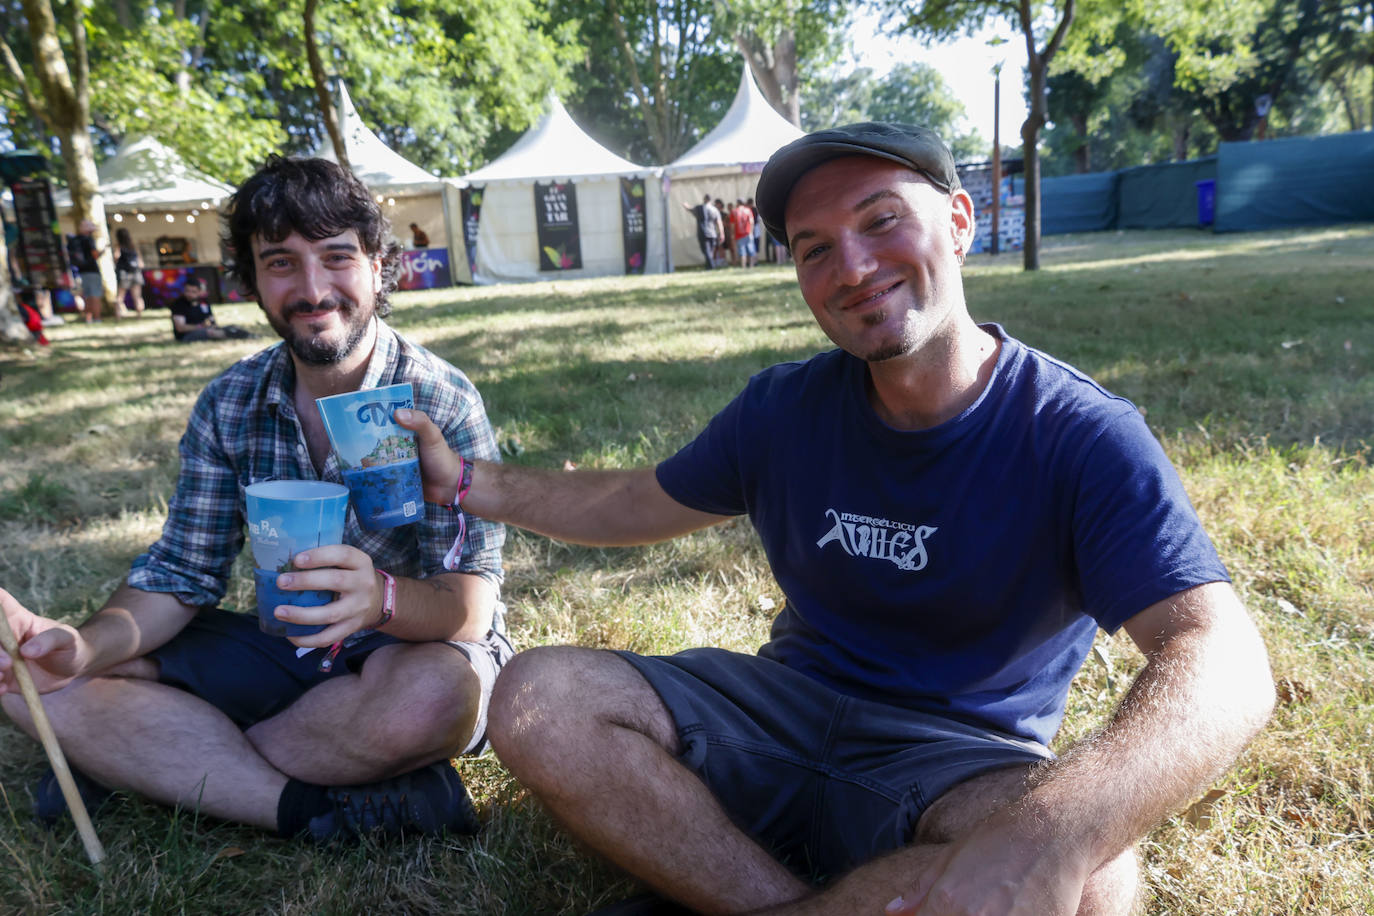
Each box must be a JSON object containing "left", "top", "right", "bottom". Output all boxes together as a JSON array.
[{"left": 955, "top": 249, "right": 966, "bottom": 266}]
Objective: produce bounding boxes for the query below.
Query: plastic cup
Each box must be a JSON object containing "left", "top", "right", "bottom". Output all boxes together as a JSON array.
[
  {"left": 244, "top": 480, "right": 349, "bottom": 636},
  {"left": 316, "top": 382, "right": 423, "bottom": 531}
]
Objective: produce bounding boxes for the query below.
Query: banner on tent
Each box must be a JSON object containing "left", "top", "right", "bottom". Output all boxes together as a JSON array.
[
  {"left": 397, "top": 248, "right": 452, "bottom": 290},
  {"left": 620, "top": 177, "right": 647, "bottom": 274},
  {"left": 8, "top": 177, "right": 68, "bottom": 288},
  {"left": 461, "top": 186, "right": 483, "bottom": 276},
  {"left": 535, "top": 181, "right": 582, "bottom": 271}
]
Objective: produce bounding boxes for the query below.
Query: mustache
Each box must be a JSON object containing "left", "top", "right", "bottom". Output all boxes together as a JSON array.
[{"left": 283, "top": 296, "right": 355, "bottom": 319}]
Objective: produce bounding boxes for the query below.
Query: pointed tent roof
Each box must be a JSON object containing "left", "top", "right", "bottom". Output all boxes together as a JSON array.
[
  {"left": 462, "top": 95, "right": 654, "bottom": 185},
  {"left": 314, "top": 81, "right": 450, "bottom": 192},
  {"left": 52, "top": 135, "right": 233, "bottom": 210},
  {"left": 666, "top": 65, "right": 805, "bottom": 173}
]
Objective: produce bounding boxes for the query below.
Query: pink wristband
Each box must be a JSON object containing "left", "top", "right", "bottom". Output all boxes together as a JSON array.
[{"left": 453, "top": 456, "right": 473, "bottom": 508}]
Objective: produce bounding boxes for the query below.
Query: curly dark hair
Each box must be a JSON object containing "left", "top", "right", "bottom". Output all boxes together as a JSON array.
[{"left": 223, "top": 155, "right": 402, "bottom": 317}]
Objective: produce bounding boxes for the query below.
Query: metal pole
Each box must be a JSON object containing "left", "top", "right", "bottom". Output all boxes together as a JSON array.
[{"left": 991, "top": 65, "right": 1002, "bottom": 257}]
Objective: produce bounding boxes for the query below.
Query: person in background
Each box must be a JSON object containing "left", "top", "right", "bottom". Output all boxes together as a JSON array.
[
  {"left": 409, "top": 223, "right": 430, "bottom": 249},
  {"left": 402, "top": 122, "right": 1275, "bottom": 915},
  {"left": 67, "top": 220, "right": 105, "bottom": 323},
  {"left": 731, "top": 198, "right": 756, "bottom": 268},
  {"left": 0, "top": 154, "right": 509, "bottom": 845},
  {"left": 718, "top": 199, "right": 737, "bottom": 267},
  {"left": 167, "top": 276, "right": 255, "bottom": 342},
  {"left": 114, "top": 227, "right": 145, "bottom": 317},
  {"left": 748, "top": 196, "right": 764, "bottom": 265},
  {"left": 683, "top": 195, "right": 722, "bottom": 269}
]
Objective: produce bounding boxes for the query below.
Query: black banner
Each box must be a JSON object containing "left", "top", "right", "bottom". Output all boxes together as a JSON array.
[
  {"left": 620, "top": 177, "right": 647, "bottom": 274},
  {"left": 460, "top": 185, "right": 483, "bottom": 276},
  {"left": 534, "top": 181, "right": 581, "bottom": 271},
  {"left": 8, "top": 177, "right": 68, "bottom": 288}
]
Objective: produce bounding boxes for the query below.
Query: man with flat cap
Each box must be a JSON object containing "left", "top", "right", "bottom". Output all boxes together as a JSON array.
[{"left": 399, "top": 123, "right": 1275, "bottom": 914}]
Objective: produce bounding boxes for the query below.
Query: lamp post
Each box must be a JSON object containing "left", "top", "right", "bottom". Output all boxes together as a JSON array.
[{"left": 987, "top": 36, "right": 1007, "bottom": 258}]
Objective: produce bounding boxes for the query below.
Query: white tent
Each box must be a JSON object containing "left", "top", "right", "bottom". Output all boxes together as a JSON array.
[
  {"left": 53, "top": 135, "right": 233, "bottom": 268},
  {"left": 461, "top": 96, "right": 665, "bottom": 283},
  {"left": 314, "top": 81, "right": 470, "bottom": 285},
  {"left": 664, "top": 65, "right": 804, "bottom": 269}
]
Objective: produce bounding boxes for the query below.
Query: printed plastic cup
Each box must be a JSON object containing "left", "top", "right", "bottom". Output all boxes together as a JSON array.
[
  {"left": 244, "top": 480, "right": 349, "bottom": 637},
  {"left": 316, "top": 382, "right": 423, "bottom": 531}
]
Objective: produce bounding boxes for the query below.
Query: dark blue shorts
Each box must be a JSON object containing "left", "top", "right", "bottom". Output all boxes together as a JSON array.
[
  {"left": 615, "top": 647, "right": 1052, "bottom": 880},
  {"left": 150, "top": 608, "right": 513, "bottom": 754}
]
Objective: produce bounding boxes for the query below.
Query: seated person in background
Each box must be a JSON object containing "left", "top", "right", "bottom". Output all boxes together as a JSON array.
[
  {"left": 409, "top": 223, "right": 430, "bottom": 249},
  {"left": 400, "top": 122, "right": 1275, "bottom": 914},
  {"left": 0, "top": 154, "right": 510, "bottom": 843},
  {"left": 169, "top": 276, "right": 255, "bottom": 341}
]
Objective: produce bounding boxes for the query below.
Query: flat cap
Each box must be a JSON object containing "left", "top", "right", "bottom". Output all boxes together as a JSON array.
[{"left": 756, "top": 122, "right": 959, "bottom": 248}]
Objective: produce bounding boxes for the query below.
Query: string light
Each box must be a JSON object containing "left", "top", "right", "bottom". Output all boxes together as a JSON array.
[
  {"left": 187, "top": 214, "right": 197, "bottom": 224},
  {"left": 386, "top": 197, "right": 395, "bottom": 206},
  {"left": 165, "top": 214, "right": 175, "bottom": 223},
  {"left": 112, "top": 213, "right": 124, "bottom": 222},
  {"left": 136, "top": 213, "right": 146, "bottom": 222}
]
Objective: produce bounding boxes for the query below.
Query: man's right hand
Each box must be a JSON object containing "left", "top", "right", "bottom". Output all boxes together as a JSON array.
[
  {"left": 394, "top": 407, "right": 465, "bottom": 506},
  {"left": 0, "top": 588, "right": 90, "bottom": 695}
]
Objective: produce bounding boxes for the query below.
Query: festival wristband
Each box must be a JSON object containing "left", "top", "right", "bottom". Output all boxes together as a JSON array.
[
  {"left": 452, "top": 456, "right": 474, "bottom": 508},
  {"left": 373, "top": 569, "right": 397, "bottom": 628}
]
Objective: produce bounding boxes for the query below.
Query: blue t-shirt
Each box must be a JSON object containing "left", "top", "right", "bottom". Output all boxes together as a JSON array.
[{"left": 655, "top": 325, "right": 1228, "bottom": 746}]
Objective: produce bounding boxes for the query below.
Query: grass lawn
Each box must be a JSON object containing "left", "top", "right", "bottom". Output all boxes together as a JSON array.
[{"left": 1, "top": 224, "right": 1371, "bottom": 915}]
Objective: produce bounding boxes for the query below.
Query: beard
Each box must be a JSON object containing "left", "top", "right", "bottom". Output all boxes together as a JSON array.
[
  {"left": 856, "top": 308, "right": 918, "bottom": 363},
  {"left": 265, "top": 294, "right": 373, "bottom": 365}
]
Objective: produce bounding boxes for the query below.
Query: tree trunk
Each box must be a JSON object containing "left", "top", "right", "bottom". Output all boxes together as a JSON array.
[
  {"left": 735, "top": 28, "right": 801, "bottom": 126},
  {"left": 0, "top": 232, "right": 35, "bottom": 346},
  {"left": 305, "top": 0, "right": 350, "bottom": 171},
  {"left": 1018, "top": 0, "right": 1074, "bottom": 272},
  {"left": 20, "top": 0, "right": 116, "bottom": 316}
]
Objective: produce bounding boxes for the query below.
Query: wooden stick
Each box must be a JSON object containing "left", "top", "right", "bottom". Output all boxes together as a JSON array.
[{"left": 0, "top": 612, "right": 106, "bottom": 870}]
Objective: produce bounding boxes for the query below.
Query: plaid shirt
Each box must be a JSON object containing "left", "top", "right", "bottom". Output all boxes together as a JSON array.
[{"left": 129, "top": 320, "right": 505, "bottom": 611}]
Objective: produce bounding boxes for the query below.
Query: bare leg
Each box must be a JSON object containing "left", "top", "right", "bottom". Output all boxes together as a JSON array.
[
  {"left": 488, "top": 647, "right": 811, "bottom": 915},
  {"left": 2, "top": 676, "right": 285, "bottom": 829},
  {"left": 246, "top": 641, "right": 479, "bottom": 782},
  {"left": 1, "top": 642, "right": 481, "bottom": 830}
]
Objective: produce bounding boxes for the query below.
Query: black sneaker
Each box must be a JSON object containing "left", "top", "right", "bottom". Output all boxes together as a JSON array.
[
  {"left": 307, "top": 760, "right": 481, "bottom": 842},
  {"left": 32, "top": 765, "right": 114, "bottom": 827}
]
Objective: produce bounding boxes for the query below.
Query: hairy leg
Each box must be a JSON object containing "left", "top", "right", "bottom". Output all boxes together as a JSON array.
[
  {"left": 2, "top": 676, "right": 285, "bottom": 829},
  {"left": 488, "top": 647, "right": 810, "bottom": 915},
  {"left": 247, "top": 641, "right": 481, "bottom": 784},
  {"left": 1, "top": 642, "right": 481, "bottom": 829}
]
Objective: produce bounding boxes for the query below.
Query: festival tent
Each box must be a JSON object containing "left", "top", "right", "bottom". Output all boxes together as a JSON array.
[
  {"left": 313, "top": 80, "right": 470, "bottom": 286},
  {"left": 460, "top": 95, "right": 665, "bottom": 283},
  {"left": 52, "top": 135, "right": 233, "bottom": 269},
  {"left": 663, "top": 64, "right": 805, "bottom": 269}
]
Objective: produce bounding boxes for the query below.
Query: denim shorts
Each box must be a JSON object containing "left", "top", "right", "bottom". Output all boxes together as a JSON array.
[
  {"left": 150, "top": 607, "right": 513, "bottom": 755},
  {"left": 615, "top": 647, "right": 1052, "bottom": 881}
]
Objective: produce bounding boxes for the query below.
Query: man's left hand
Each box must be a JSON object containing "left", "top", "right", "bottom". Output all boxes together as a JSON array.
[
  {"left": 270, "top": 544, "right": 381, "bottom": 647},
  {"left": 883, "top": 806, "right": 1090, "bottom": 916}
]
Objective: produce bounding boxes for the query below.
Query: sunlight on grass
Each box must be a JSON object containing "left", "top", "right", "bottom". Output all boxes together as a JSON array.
[{"left": 1, "top": 226, "right": 1370, "bottom": 914}]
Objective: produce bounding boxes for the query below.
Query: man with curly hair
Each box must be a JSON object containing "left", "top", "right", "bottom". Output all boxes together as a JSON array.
[{"left": 0, "top": 156, "right": 510, "bottom": 843}]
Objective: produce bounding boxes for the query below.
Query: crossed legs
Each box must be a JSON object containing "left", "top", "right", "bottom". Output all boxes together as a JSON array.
[
  {"left": 0, "top": 641, "right": 479, "bottom": 830},
  {"left": 489, "top": 646, "right": 1137, "bottom": 915}
]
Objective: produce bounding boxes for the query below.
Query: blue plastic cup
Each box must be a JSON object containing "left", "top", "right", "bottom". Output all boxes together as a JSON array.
[
  {"left": 316, "top": 382, "right": 424, "bottom": 530},
  {"left": 244, "top": 480, "right": 349, "bottom": 636}
]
